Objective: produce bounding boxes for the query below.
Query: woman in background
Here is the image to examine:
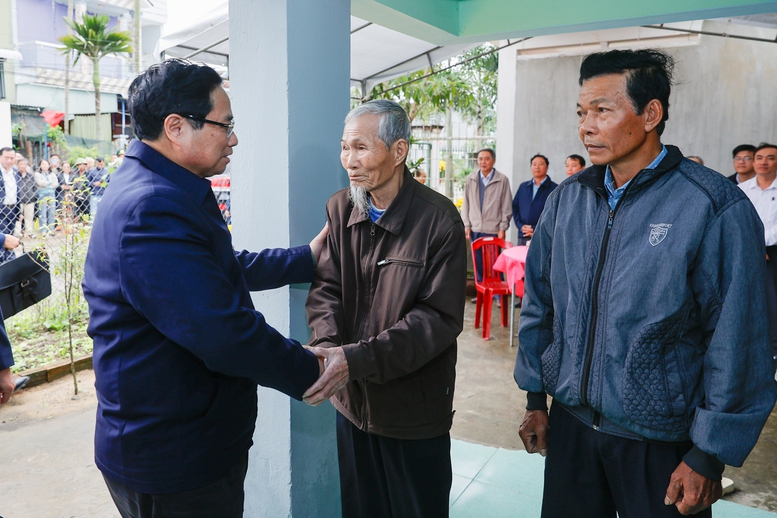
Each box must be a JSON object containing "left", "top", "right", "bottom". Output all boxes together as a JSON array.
[{"left": 33, "top": 159, "right": 58, "bottom": 235}]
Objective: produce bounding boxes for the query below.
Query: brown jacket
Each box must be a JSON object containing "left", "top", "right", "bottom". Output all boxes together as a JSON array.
[
  {"left": 461, "top": 169, "right": 513, "bottom": 233},
  {"left": 306, "top": 169, "right": 467, "bottom": 439}
]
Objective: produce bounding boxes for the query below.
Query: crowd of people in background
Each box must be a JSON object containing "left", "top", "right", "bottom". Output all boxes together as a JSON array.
[
  {"left": 457, "top": 142, "right": 777, "bottom": 329},
  {"left": 0, "top": 147, "right": 122, "bottom": 265}
]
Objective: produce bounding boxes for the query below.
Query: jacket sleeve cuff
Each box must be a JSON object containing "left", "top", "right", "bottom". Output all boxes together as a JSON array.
[
  {"left": 683, "top": 445, "right": 725, "bottom": 481},
  {"left": 342, "top": 342, "right": 372, "bottom": 381},
  {"left": 526, "top": 392, "right": 548, "bottom": 411}
]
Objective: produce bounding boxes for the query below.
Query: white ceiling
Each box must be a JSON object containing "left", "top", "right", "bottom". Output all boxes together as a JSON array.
[{"left": 154, "top": 2, "right": 478, "bottom": 94}]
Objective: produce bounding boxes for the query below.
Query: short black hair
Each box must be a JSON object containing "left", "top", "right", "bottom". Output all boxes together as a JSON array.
[
  {"left": 96, "top": 157, "right": 105, "bottom": 162},
  {"left": 478, "top": 148, "right": 496, "bottom": 160},
  {"left": 128, "top": 58, "right": 223, "bottom": 141},
  {"left": 579, "top": 49, "right": 674, "bottom": 136},
  {"left": 732, "top": 144, "right": 756, "bottom": 158},
  {"left": 0, "top": 147, "right": 13, "bottom": 155},
  {"left": 755, "top": 142, "right": 777, "bottom": 155},
  {"left": 567, "top": 154, "right": 586, "bottom": 168},
  {"left": 530, "top": 153, "right": 549, "bottom": 167}
]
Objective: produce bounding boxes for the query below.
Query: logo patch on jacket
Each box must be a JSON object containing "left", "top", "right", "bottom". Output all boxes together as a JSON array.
[{"left": 649, "top": 223, "right": 672, "bottom": 246}]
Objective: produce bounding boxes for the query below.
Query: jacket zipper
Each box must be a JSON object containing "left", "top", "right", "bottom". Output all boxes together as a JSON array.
[
  {"left": 377, "top": 258, "right": 424, "bottom": 268},
  {"left": 579, "top": 172, "right": 643, "bottom": 430},
  {"left": 357, "top": 222, "right": 376, "bottom": 428},
  {"left": 356, "top": 223, "right": 376, "bottom": 340},
  {"left": 580, "top": 207, "right": 616, "bottom": 413}
]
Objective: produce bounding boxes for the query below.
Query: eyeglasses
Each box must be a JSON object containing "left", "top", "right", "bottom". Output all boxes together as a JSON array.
[
  {"left": 185, "top": 115, "right": 235, "bottom": 139},
  {"left": 733, "top": 156, "right": 753, "bottom": 162}
]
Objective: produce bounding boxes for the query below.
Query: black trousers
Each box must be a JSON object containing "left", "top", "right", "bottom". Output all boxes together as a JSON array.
[
  {"left": 542, "top": 403, "right": 712, "bottom": 518},
  {"left": 336, "top": 412, "right": 452, "bottom": 518},
  {"left": 766, "top": 246, "right": 777, "bottom": 364},
  {"left": 103, "top": 454, "right": 249, "bottom": 518}
]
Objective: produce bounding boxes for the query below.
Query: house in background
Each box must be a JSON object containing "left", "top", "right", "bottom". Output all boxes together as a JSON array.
[
  {"left": 2, "top": 0, "right": 166, "bottom": 161},
  {"left": 0, "top": 0, "right": 22, "bottom": 147}
]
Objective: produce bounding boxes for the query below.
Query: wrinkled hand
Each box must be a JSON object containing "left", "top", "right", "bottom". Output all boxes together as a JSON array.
[
  {"left": 309, "top": 223, "right": 329, "bottom": 265},
  {"left": 3, "top": 234, "right": 19, "bottom": 250},
  {"left": 665, "top": 461, "right": 722, "bottom": 515},
  {"left": 497, "top": 230, "right": 505, "bottom": 240},
  {"left": 521, "top": 225, "right": 534, "bottom": 238},
  {"left": 519, "top": 409, "right": 549, "bottom": 456},
  {"left": 0, "top": 368, "right": 15, "bottom": 405},
  {"left": 465, "top": 228, "right": 471, "bottom": 241},
  {"left": 303, "top": 346, "right": 349, "bottom": 406}
]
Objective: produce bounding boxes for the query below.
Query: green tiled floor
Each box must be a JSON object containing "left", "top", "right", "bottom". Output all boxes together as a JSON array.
[{"left": 449, "top": 439, "right": 776, "bottom": 517}]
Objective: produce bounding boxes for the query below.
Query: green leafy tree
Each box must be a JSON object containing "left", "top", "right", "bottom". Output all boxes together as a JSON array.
[
  {"left": 67, "top": 145, "right": 100, "bottom": 164},
  {"left": 369, "top": 67, "right": 473, "bottom": 122},
  {"left": 59, "top": 14, "right": 132, "bottom": 142},
  {"left": 457, "top": 45, "right": 499, "bottom": 136}
]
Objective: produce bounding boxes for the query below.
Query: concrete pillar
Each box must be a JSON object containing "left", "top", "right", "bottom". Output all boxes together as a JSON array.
[
  {"left": 496, "top": 43, "right": 518, "bottom": 242},
  {"left": 229, "top": 0, "right": 349, "bottom": 516}
]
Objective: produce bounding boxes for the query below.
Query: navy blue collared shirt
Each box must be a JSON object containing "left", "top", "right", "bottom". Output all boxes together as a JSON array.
[{"left": 83, "top": 140, "right": 320, "bottom": 493}]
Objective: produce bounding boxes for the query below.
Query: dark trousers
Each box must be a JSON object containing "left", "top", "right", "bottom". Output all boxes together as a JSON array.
[
  {"left": 471, "top": 231, "right": 497, "bottom": 283},
  {"left": 103, "top": 454, "right": 249, "bottom": 518},
  {"left": 336, "top": 412, "right": 452, "bottom": 518},
  {"left": 542, "top": 403, "right": 711, "bottom": 518},
  {"left": 766, "top": 246, "right": 777, "bottom": 365}
]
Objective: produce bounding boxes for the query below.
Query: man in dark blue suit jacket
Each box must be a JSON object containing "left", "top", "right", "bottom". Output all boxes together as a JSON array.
[
  {"left": 82, "top": 59, "right": 326, "bottom": 518},
  {"left": 512, "top": 153, "right": 558, "bottom": 245}
]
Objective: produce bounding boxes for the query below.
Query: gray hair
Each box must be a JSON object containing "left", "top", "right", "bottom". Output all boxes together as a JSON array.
[{"left": 345, "top": 100, "right": 411, "bottom": 150}]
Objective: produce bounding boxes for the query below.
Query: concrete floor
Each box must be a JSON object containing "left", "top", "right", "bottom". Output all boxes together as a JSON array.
[{"left": 0, "top": 302, "right": 776, "bottom": 516}]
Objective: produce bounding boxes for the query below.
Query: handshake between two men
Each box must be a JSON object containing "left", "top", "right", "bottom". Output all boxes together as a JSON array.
[{"left": 83, "top": 61, "right": 466, "bottom": 518}]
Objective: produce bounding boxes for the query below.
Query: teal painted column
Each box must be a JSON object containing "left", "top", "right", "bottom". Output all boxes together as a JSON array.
[{"left": 229, "top": 0, "right": 349, "bottom": 516}]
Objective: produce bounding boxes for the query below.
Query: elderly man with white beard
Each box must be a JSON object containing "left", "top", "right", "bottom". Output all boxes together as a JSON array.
[{"left": 304, "top": 100, "right": 467, "bottom": 518}]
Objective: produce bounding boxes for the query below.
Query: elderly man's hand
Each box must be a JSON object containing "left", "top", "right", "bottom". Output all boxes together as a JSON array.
[
  {"left": 3, "top": 234, "right": 19, "bottom": 250},
  {"left": 303, "top": 346, "right": 349, "bottom": 406},
  {"left": 309, "top": 223, "right": 329, "bottom": 265},
  {"left": 519, "top": 409, "right": 549, "bottom": 456},
  {"left": 0, "top": 368, "right": 15, "bottom": 405},
  {"left": 665, "top": 461, "right": 722, "bottom": 515},
  {"left": 497, "top": 230, "right": 505, "bottom": 240}
]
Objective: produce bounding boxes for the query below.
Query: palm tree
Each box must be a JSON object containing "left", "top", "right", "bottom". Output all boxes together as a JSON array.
[{"left": 59, "top": 14, "right": 132, "bottom": 142}]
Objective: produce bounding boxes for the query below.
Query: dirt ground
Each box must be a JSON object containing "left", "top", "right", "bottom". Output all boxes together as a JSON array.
[{"left": 0, "top": 369, "right": 119, "bottom": 518}]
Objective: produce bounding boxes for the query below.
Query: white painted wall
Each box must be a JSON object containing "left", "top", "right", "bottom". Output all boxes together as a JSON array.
[
  {"left": 16, "top": 84, "right": 118, "bottom": 114},
  {"left": 0, "top": 101, "right": 11, "bottom": 147},
  {"left": 496, "top": 43, "right": 519, "bottom": 241},
  {"left": 500, "top": 21, "right": 777, "bottom": 189}
]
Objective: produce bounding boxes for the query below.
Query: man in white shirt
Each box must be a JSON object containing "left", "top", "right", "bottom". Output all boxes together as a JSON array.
[
  {"left": 740, "top": 142, "right": 777, "bottom": 367},
  {"left": 0, "top": 148, "right": 20, "bottom": 263},
  {"left": 728, "top": 144, "right": 756, "bottom": 184}
]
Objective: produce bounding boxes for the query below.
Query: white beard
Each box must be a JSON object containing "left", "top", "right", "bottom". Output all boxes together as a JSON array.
[{"left": 349, "top": 185, "right": 369, "bottom": 215}]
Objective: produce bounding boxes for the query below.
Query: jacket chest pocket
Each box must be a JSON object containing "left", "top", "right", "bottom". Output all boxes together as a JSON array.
[
  {"left": 376, "top": 256, "right": 425, "bottom": 292},
  {"left": 377, "top": 257, "right": 424, "bottom": 269}
]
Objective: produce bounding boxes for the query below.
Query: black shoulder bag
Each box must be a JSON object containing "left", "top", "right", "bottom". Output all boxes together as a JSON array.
[{"left": 0, "top": 250, "right": 52, "bottom": 319}]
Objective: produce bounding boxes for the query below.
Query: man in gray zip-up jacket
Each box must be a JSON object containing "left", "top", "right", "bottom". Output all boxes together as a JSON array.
[{"left": 514, "top": 49, "right": 776, "bottom": 518}]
